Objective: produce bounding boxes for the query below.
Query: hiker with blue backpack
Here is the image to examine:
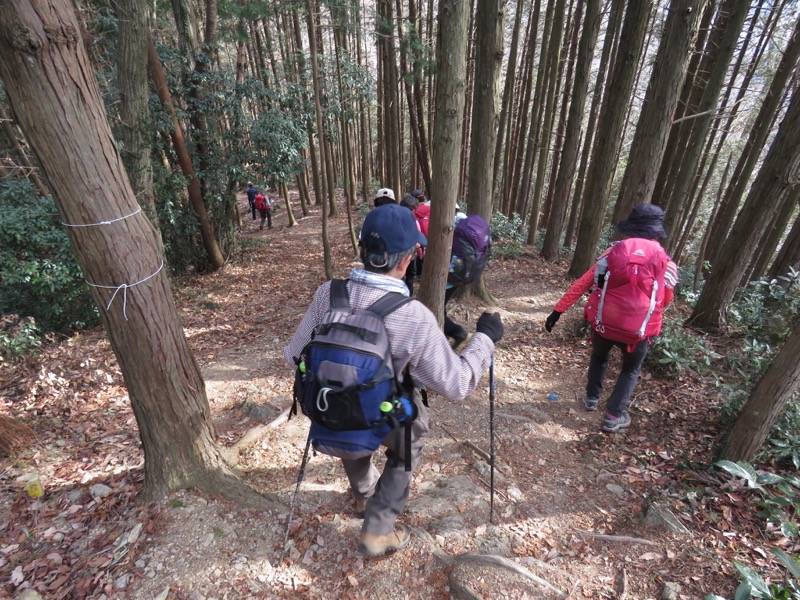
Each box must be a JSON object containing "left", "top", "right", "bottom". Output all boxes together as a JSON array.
[
  {"left": 284, "top": 203, "right": 503, "bottom": 558},
  {"left": 544, "top": 204, "right": 679, "bottom": 432}
]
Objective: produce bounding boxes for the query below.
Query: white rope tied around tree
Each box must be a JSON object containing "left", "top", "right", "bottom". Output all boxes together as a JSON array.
[
  {"left": 61, "top": 207, "right": 142, "bottom": 228},
  {"left": 85, "top": 260, "right": 164, "bottom": 321}
]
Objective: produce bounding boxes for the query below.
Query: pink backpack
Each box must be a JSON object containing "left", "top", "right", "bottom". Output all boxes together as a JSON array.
[
  {"left": 584, "top": 239, "right": 669, "bottom": 345},
  {"left": 414, "top": 205, "right": 430, "bottom": 237}
]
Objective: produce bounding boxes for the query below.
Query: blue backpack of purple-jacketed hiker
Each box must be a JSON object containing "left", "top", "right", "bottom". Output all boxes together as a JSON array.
[{"left": 448, "top": 214, "right": 491, "bottom": 287}]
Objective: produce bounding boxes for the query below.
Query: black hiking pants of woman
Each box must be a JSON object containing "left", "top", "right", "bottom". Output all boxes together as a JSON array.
[{"left": 586, "top": 333, "right": 649, "bottom": 418}]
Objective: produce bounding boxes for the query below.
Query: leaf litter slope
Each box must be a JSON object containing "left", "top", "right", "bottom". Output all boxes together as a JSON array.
[{"left": 0, "top": 193, "right": 755, "bottom": 598}]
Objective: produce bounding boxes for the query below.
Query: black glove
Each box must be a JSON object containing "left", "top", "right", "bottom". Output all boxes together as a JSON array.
[
  {"left": 476, "top": 311, "right": 504, "bottom": 344},
  {"left": 545, "top": 310, "right": 561, "bottom": 332}
]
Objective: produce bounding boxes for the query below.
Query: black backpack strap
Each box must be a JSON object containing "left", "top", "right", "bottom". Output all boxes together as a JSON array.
[
  {"left": 366, "top": 291, "right": 414, "bottom": 319},
  {"left": 329, "top": 279, "right": 350, "bottom": 311}
]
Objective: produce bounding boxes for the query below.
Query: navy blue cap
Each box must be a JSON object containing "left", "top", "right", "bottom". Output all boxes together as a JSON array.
[
  {"left": 411, "top": 189, "right": 425, "bottom": 199},
  {"left": 617, "top": 204, "right": 667, "bottom": 239},
  {"left": 361, "top": 203, "right": 428, "bottom": 254}
]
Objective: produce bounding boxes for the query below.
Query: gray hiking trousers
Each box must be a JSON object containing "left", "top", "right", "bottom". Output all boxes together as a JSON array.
[{"left": 341, "top": 392, "right": 429, "bottom": 535}]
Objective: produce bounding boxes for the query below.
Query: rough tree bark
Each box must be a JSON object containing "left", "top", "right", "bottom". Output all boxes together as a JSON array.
[
  {"left": 0, "top": 0, "right": 261, "bottom": 503},
  {"left": 568, "top": 0, "right": 653, "bottom": 278},
  {"left": 466, "top": 0, "right": 506, "bottom": 302},
  {"left": 418, "top": 0, "right": 470, "bottom": 326},
  {"left": 610, "top": 0, "right": 704, "bottom": 225},
  {"left": 115, "top": 0, "right": 157, "bottom": 227},
  {"left": 720, "top": 321, "right": 800, "bottom": 462},
  {"left": 687, "top": 84, "right": 800, "bottom": 330}
]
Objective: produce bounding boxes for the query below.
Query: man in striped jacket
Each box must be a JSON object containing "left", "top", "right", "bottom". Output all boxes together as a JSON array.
[
  {"left": 545, "top": 204, "right": 679, "bottom": 433},
  {"left": 285, "top": 203, "right": 503, "bottom": 558}
]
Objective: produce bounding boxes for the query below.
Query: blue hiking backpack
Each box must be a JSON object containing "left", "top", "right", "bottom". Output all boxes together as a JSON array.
[
  {"left": 448, "top": 214, "right": 491, "bottom": 287},
  {"left": 292, "top": 280, "right": 418, "bottom": 468}
]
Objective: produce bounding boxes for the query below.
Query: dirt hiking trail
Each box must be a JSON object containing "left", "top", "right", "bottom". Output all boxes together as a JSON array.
[{"left": 1, "top": 193, "right": 735, "bottom": 599}]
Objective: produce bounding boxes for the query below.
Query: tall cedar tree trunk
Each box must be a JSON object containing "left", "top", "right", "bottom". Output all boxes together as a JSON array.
[
  {"left": 746, "top": 195, "right": 798, "bottom": 283},
  {"left": 492, "top": 0, "right": 524, "bottom": 198},
  {"left": 651, "top": 1, "right": 715, "bottom": 211},
  {"left": 408, "top": 0, "right": 433, "bottom": 195},
  {"left": 660, "top": 0, "right": 749, "bottom": 238},
  {"left": 525, "top": 0, "right": 567, "bottom": 245},
  {"left": 306, "top": 0, "right": 333, "bottom": 280},
  {"left": 542, "top": 0, "right": 601, "bottom": 260},
  {"left": 311, "top": 8, "right": 338, "bottom": 219},
  {"left": 418, "top": 0, "right": 470, "bottom": 325},
  {"left": 514, "top": 0, "right": 551, "bottom": 221},
  {"left": 672, "top": 0, "right": 780, "bottom": 261},
  {"left": 540, "top": 0, "right": 579, "bottom": 230},
  {"left": 610, "top": 0, "right": 704, "bottom": 225},
  {"left": 568, "top": 0, "right": 652, "bottom": 278},
  {"left": 147, "top": 38, "right": 225, "bottom": 270},
  {"left": 705, "top": 15, "right": 800, "bottom": 264},
  {"left": 331, "top": 3, "right": 360, "bottom": 253},
  {"left": 0, "top": 0, "right": 259, "bottom": 502},
  {"left": 687, "top": 84, "right": 800, "bottom": 330},
  {"left": 720, "top": 321, "right": 800, "bottom": 462},
  {"left": 769, "top": 209, "right": 800, "bottom": 279},
  {"left": 355, "top": 0, "right": 372, "bottom": 202},
  {"left": 466, "top": 0, "right": 506, "bottom": 302},
  {"left": 564, "top": 0, "right": 625, "bottom": 247},
  {"left": 459, "top": 0, "right": 476, "bottom": 201},
  {"left": 379, "top": 0, "right": 402, "bottom": 195},
  {"left": 506, "top": 0, "right": 541, "bottom": 217},
  {"left": 116, "top": 0, "right": 157, "bottom": 227}
]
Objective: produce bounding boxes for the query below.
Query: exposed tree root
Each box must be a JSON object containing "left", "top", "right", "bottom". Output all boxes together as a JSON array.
[
  {"left": 571, "top": 526, "right": 657, "bottom": 546},
  {"left": 223, "top": 406, "right": 292, "bottom": 464},
  {"left": 412, "top": 527, "right": 567, "bottom": 598}
]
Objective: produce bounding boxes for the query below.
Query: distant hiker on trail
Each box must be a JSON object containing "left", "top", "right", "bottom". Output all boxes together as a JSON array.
[
  {"left": 284, "top": 203, "right": 503, "bottom": 559},
  {"left": 247, "top": 182, "right": 257, "bottom": 220},
  {"left": 254, "top": 191, "right": 272, "bottom": 230},
  {"left": 373, "top": 187, "right": 397, "bottom": 207},
  {"left": 544, "top": 204, "right": 679, "bottom": 433},
  {"left": 411, "top": 189, "right": 428, "bottom": 206},
  {"left": 399, "top": 195, "right": 425, "bottom": 295}
]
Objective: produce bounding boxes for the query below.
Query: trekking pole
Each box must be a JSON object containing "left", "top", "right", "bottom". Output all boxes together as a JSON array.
[
  {"left": 278, "top": 429, "right": 312, "bottom": 566},
  {"left": 489, "top": 357, "right": 496, "bottom": 524}
]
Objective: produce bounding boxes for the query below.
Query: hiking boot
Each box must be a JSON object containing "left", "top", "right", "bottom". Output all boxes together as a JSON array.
[
  {"left": 584, "top": 396, "right": 599, "bottom": 411},
  {"left": 602, "top": 412, "right": 631, "bottom": 432},
  {"left": 357, "top": 524, "right": 411, "bottom": 558}
]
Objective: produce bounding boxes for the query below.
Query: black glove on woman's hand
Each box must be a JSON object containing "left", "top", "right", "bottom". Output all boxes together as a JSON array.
[
  {"left": 545, "top": 310, "right": 562, "bottom": 332},
  {"left": 476, "top": 311, "right": 504, "bottom": 344}
]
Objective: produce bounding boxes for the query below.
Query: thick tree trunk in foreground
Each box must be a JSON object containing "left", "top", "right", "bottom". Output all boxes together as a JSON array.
[
  {"left": 0, "top": 0, "right": 260, "bottom": 504},
  {"left": 418, "top": 0, "right": 470, "bottom": 325},
  {"left": 720, "top": 322, "right": 800, "bottom": 462}
]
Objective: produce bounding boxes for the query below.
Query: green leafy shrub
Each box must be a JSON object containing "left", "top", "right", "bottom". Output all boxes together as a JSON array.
[
  {"left": 0, "top": 316, "right": 41, "bottom": 363},
  {"left": 490, "top": 212, "right": 526, "bottom": 258},
  {"left": 709, "top": 461, "right": 800, "bottom": 600},
  {"left": 646, "top": 316, "right": 720, "bottom": 374},
  {"left": 729, "top": 270, "right": 800, "bottom": 345},
  {"left": 0, "top": 179, "right": 98, "bottom": 333}
]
